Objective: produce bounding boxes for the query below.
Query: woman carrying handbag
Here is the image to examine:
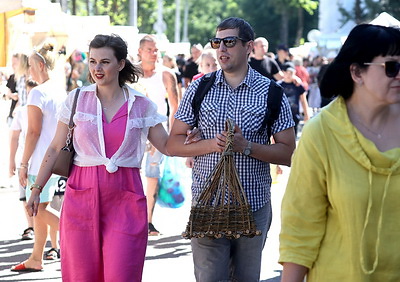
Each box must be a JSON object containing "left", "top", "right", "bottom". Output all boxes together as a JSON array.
[{"left": 23, "top": 34, "right": 198, "bottom": 282}]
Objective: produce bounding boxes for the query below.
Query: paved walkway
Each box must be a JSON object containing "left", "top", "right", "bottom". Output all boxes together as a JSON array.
[{"left": 0, "top": 99, "right": 285, "bottom": 281}]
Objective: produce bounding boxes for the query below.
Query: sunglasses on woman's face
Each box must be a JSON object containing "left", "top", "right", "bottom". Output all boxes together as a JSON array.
[
  {"left": 209, "top": 36, "right": 247, "bottom": 49},
  {"left": 364, "top": 61, "right": 400, "bottom": 78}
]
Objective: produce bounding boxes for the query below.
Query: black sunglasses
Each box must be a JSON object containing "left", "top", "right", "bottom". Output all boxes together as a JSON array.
[
  {"left": 209, "top": 36, "right": 248, "bottom": 49},
  {"left": 364, "top": 61, "right": 400, "bottom": 78}
]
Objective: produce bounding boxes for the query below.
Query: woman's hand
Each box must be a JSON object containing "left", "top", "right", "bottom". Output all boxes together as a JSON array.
[
  {"left": 185, "top": 157, "right": 194, "bottom": 168},
  {"left": 26, "top": 188, "right": 41, "bottom": 216},
  {"left": 18, "top": 167, "right": 28, "bottom": 187},
  {"left": 215, "top": 132, "right": 228, "bottom": 152},
  {"left": 9, "top": 161, "right": 16, "bottom": 177},
  {"left": 184, "top": 127, "right": 202, "bottom": 145},
  {"left": 185, "top": 127, "right": 226, "bottom": 153}
]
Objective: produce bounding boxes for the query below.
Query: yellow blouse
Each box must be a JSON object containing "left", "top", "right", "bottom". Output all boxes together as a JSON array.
[{"left": 279, "top": 97, "right": 400, "bottom": 281}]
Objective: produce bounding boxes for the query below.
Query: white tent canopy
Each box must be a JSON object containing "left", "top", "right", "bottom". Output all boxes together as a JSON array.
[{"left": 369, "top": 12, "right": 400, "bottom": 27}]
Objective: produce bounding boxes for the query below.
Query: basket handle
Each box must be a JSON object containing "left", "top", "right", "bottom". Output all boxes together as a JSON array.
[{"left": 223, "top": 119, "right": 235, "bottom": 155}]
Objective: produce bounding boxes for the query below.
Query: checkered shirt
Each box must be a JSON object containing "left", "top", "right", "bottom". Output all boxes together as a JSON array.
[{"left": 175, "top": 67, "right": 294, "bottom": 211}]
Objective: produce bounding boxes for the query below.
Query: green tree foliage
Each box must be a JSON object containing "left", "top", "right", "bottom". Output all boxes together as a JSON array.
[
  {"left": 175, "top": 0, "right": 318, "bottom": 49},
  {"left": 239, "top": 0, "right": 281, "bottom": 49},
  {"left": 66, "top": 0, "right": 130, "bottom": 25},
  {"left": 185, "top": 0, "right": 243, "bottom": 45},
  {"left": 136, "top": 0, "right": 157, "bottom": 33},
  {"left": 258, "top": 0, "right": 318, "bottom": 47},
  {"left": 382, "top": 0, "right": 400, "bottom": 18},
  {"left": 237, "top": 0, "right": 318, "bottom": 51},
  {"left": 101, "top": 0, "right": 129, "bottom": 25},
  {"left": 60, "top": 0, "right": 319, "bottom": 49}
]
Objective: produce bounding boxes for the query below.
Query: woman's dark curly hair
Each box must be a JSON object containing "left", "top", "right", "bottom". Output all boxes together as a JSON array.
[
  {"left": 88, "top": 34, "right": 142, "bottom": 87},
  {"left": 320, "top": 24, "right": 400, "bottom": 100}
]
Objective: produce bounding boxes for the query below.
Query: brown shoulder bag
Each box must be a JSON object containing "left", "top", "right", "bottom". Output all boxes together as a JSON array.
[{"left": 52, "top": 88, "right": 80, "bottom": 177}]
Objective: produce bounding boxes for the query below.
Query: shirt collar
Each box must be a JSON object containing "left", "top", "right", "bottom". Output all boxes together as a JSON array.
[{"left": 215, "top": 65, "right": 254, "bottom": 89}]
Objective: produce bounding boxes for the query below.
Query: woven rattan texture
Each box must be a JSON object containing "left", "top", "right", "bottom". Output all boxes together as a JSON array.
[{"left": 182, "top": 119, "right": 262, "bottom": 239}]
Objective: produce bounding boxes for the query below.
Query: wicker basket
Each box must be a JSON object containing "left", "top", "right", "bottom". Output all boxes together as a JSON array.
[{"left": 182, "top": 119, "right": 262, "bottom": 240}]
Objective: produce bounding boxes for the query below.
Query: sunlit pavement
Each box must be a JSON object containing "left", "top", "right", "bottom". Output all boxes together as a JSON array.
[{"left": 0, "top": 99, "right": 286, "bottom": 281}]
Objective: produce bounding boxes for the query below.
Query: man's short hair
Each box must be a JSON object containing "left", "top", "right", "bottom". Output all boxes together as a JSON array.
[
  {"left": 254, "top": 37, "right": 268, "bottom": 45},
  {"left": 139, "top": 34, "right": 157, "bottom": 48},
  {"left": 216, "top": 17, "right": 255, "bottom": 44},
  {"left": 191, "top": 43, "right": 203, "bottom": 51}
]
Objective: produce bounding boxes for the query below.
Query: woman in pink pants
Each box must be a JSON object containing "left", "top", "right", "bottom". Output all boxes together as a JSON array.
[{"left": 25, "top": 34, "right": 170, "bottom": 281}]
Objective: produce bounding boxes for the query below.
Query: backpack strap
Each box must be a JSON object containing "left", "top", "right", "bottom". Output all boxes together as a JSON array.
[
  {"left": 192, "top": 71, "right": 217, "bottom": 128},
  {"left": 260, "top": 81, "right": 284, "bottom": 145}
]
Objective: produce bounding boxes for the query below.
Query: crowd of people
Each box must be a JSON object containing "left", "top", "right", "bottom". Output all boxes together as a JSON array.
[{"left": 1, "top": 15, "right": 399, "bottom": 282}]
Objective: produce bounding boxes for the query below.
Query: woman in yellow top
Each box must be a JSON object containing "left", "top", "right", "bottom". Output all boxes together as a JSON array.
[{"left": 279, "top": 24, "right": 400, "bottom": 281}]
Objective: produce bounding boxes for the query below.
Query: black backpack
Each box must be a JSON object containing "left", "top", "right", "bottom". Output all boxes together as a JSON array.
[{"left": 191, "top": 71, "right": 283, "bottom": 145}]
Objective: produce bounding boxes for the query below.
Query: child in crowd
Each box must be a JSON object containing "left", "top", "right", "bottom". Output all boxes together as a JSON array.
[
  {"left": 278, "top": 62, "right": 310, "bottom": 137},
  {"left": 192, "top": 49, "right": 219, "bottom": 81}
]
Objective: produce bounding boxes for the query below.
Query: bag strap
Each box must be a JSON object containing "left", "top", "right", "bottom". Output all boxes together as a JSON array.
[
  {"left": 260, "top": 81, "right": 283, "bottom": 145},
  {"left": 192, "top": 71, "right": 217, "bottom": 128},
  {"left": 68, "top": 88, "right": 81, "bottom": 129},
  {"left": 64, "top": 88, "right": 81, "bottom": 150}
]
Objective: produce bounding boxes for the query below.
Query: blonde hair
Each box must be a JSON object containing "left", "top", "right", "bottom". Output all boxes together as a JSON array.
[
  {"left": 15, "top": 53, "right": 29, "bottom": 80},
  {"left": 139, "top": 34, "right": 157, "bottom": 48},
  {"left": 196, "top": 49, "right": 218, "bottom": 73},
  {"left": 33, "top": 42, "right": 56, "bottom": 70},
  {"left": 162, "top": 53, "right": 177, "bottom": 69}
]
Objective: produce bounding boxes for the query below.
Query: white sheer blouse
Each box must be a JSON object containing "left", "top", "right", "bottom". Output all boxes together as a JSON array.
[{"left": 57, "top": 84, "right": 167, "bottom": 173}]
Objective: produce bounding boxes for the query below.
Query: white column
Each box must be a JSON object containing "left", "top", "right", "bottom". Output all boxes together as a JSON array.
[
  {"left": 182, "top": 0, "right": 189, "bottom": 42},
  {"left": 129, "top": 0, "right": 138, "bottom": 27},
  {"left": 155, "top": 0, "right": 165, "bottom": 36},
  {"left": 174, "top": 0, "right": 181, "bottom": 42}
]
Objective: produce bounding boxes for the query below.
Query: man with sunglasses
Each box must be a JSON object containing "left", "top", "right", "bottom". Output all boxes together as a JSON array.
[{"left": 167, "top": 17, "right": 295, "bottom": 281}]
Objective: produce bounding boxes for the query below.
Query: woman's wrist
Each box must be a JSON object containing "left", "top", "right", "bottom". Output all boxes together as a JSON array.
[
  {"left": 20, "top": 163, "right": 29, "bottom": 169},
  {"left": 30, "top": 184, "right": 43, "bottom": 193}
]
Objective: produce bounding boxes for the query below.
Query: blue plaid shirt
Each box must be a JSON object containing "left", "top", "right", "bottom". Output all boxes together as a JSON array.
[{"left": 175, "top": 67, "right": 294, "bottom": 211}]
